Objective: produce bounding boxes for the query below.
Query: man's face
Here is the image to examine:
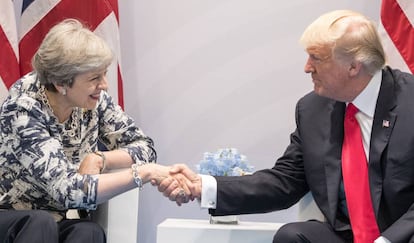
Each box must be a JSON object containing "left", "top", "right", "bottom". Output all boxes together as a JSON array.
[{"left": 304, "top": 46, "right": 353, "bottom": 102}]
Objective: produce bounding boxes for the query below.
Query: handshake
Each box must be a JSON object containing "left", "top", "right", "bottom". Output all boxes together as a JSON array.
[
  {"left": 149, "top": 148, "right": 253, "bottom": 205},
  {"left": 151, "top": 164, "right": 203, "bottom": 206}
]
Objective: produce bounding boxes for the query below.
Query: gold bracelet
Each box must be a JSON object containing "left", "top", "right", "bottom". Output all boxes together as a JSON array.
[{"left": 94, "top": 151, "right": 106, "bottom": 173}]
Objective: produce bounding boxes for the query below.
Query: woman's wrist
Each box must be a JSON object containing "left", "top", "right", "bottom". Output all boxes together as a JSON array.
[
  {"left": 148, "top": 163, "right": 170, "bottom": 184},
  {"left": 94, "top": 151, "right": 106, "bottom": 173},
  {"left": 131, "top": 163, "right": 144, "bottom": 190}
]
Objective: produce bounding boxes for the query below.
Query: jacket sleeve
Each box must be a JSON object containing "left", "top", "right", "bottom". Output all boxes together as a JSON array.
[
  {"left": 211, "top": 101, "right": 309, "bottom": 216},
  {"left": 96, "top": 91, "right": 157, "bottom": 164}
]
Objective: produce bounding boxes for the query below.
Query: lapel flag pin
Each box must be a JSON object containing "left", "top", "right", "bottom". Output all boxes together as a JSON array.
[{"left": 382, "top": 120, "right": 390, "bottom": 128}]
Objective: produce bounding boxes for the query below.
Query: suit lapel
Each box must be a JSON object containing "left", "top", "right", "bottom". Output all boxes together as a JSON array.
[
  {"left": 324, "top": 101, "right": 346, "bottom": 225},
  {"left": 369, "top": 69, "right": 397, "bottom": 215}
]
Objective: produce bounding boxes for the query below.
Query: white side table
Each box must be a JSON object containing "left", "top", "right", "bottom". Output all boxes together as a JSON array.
[{"left": 157, "top": 218, "right": 284, "bottom": 243}]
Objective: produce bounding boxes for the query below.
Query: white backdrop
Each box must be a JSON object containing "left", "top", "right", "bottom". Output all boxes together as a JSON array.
[{"left": 117, "top": 1, "right": 381, "bottom": 243}]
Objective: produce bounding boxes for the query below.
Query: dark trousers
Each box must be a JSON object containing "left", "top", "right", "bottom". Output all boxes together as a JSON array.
[
  {"left": 273, "top": 220, "right": 414, "bottom": 243},
  {"left": 0, "top": 210, "right": 106, "bottom": 243},
  {"left": 273, "top": 220, "right": 353, "bottom": 243}
]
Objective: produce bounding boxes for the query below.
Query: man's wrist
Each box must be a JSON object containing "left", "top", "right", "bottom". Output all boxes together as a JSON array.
[{"left": 199, "top": 174, "right": 217, "bottom": 209}]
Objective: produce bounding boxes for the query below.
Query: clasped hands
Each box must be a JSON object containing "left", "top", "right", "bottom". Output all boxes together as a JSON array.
[
  {"left": 78, "top": 153, "right": 202, "bottom": 206},
  {"left": 154, "top": 164, "right": 202, "bottom": 206}
]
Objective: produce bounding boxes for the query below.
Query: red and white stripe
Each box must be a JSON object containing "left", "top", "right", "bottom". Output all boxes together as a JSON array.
[
  {"left": 379, "top": 0, "right": 414, "bottom": 74},
  {"left": 18, "top": 0, "right": 124, "bottom": 107},
  {"left": 0, "top": 0, "right": 20, "bottom": 102}
]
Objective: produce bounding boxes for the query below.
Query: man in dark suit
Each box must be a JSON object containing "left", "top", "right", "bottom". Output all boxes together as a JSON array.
[{"left": 159, "top": 10, "right": 414, "bottom": 243}]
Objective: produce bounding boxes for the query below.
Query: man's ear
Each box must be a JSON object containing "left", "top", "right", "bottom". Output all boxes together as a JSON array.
[{"left": 348, "top": 60, "right": 362, "bottom": 77}]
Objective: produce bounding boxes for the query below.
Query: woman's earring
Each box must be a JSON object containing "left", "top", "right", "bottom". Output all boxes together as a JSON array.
[{"left": 61, "top": 88, "right": 67, "bottom": 96}]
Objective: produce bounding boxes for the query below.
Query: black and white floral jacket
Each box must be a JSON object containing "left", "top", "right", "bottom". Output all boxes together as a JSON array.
[{"left": 0, "top": 72, "right": 156, "bottom": 217}]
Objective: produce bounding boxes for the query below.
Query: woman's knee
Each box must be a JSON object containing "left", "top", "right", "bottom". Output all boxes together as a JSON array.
[
  {"left": 25, "top": 210, "right": 57, "bottom": 226},
  {"left": 6, "top": 210, "right": 58, "bottom": 243},
  {"left": 12, "top": 210, "right": 57, "bottom": 234},
  {"left": 81, "top": 221, "right": 105, "bottom": 238},
  {"left": 59, "top": 220, "right": 106, "bottom": 243}
]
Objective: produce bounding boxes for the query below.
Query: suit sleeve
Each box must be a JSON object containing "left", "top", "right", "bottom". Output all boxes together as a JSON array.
[{"left": 210, "top": 101, "right": 309, "bottom": 216}]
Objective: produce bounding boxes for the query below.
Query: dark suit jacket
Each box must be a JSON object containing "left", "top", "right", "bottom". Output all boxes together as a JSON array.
[{"left": 210, "top": 67, "right": 414, "bottom": 243}]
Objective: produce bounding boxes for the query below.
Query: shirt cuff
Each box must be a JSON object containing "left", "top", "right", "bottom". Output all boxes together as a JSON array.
[
  {"left": 199, "top": 174, "right": 217, "bottom": 209},
  {"left": 374, "top": 236, "right": 391, "bottom": 243}
]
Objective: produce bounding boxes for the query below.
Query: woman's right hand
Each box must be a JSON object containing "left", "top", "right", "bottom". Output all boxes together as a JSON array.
[{"left": 78, "top": 153, "right": 104, "bottom": 175}]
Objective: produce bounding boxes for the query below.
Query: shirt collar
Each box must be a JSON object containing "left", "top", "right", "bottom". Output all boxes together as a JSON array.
[{"left": 352, "top": 71, "right": 382, "bottom": 118}]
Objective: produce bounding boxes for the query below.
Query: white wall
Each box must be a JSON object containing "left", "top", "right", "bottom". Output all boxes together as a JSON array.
[{"left": 118, "top": 1, "right": 380, "bottom": 243}]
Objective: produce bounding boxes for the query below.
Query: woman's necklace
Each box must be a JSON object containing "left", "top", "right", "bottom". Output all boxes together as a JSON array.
[{"left": 38, "top": 86, "right": 80, "bottom": 138}]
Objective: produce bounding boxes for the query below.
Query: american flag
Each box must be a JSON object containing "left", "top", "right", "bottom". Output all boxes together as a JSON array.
[
  {"left": 0, "top": 0, "right": 19, "bottom": 101},
  {"left": 379, "top": 0, "right": 414, "bottom": 74},
  {"left": 0, "top": 0, "right": 124, "bottom": 107}
]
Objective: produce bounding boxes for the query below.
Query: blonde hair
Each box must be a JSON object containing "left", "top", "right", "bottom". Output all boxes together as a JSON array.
[
  {"left": 32, "top": 18, "right": 113, "bottom": 91},
  {"left": 300, "top": 10, "right": 385, "bottom": 75}
]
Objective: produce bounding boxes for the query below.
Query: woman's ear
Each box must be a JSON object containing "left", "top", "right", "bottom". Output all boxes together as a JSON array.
[{"left": 53, "top": 83, "right": 67, "bottom": 96}]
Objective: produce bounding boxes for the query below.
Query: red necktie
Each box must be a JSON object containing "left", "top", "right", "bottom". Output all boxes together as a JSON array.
[{"left": 342, "top": 103, "right": 380, "bottom": 243}]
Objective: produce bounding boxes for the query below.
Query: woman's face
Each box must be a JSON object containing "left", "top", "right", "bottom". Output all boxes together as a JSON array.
[{"left": 66, "top": 68, "right": 108, "bottom": 110}]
